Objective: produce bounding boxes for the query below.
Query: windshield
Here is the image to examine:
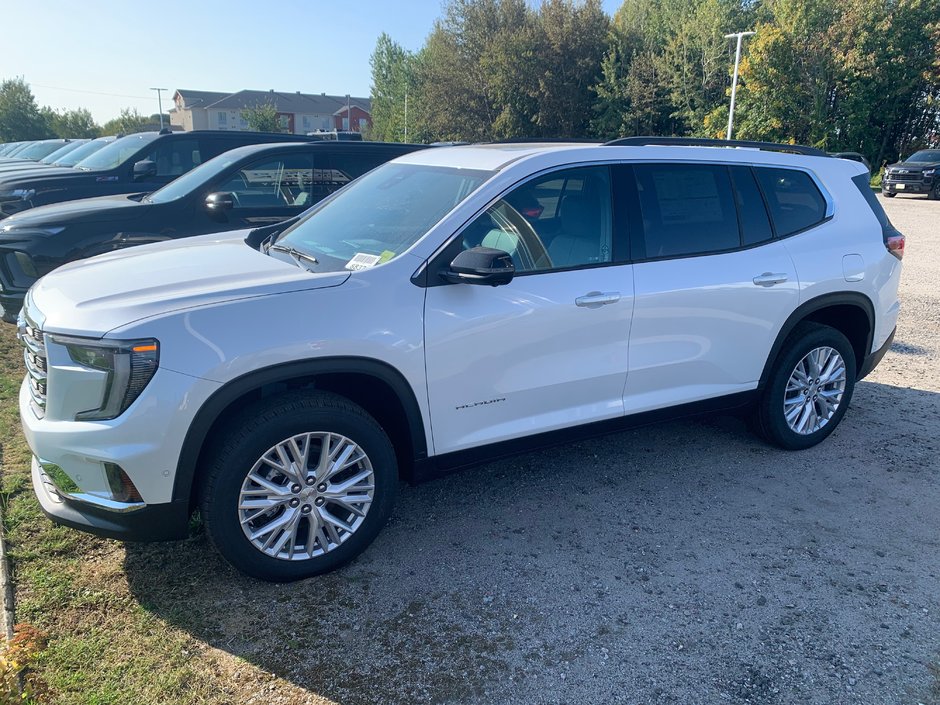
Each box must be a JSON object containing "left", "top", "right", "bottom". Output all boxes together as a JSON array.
[
  {"left": 74, "top": 133, "right": 158, "bottom": 171},
  {"left": 272, "top": 163, "right": 492, "bottom": 272},
  {"left": 147, "top": 151, "right": 244, "bottom": 204},
  {"left": 5, "top": 143, "right": 35, "bottom": 157},
  {"left": 16, "top": 141, "right": 67, "bottom": 161},
  {"left": 39, "top": 141, "right": 86, "bottom": 164},
  {"left": 52, "top": 137, "right": 114, "bottom": 167},
  {"left": 906, "top": 150, "right": 940, "bottom": 163}
]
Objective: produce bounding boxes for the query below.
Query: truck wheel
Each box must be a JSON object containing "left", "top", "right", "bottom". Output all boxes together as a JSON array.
[
  {"left": 755, "top": 323, "right": 856, "bottom": 450},
  {"left": 200, "top": 391, "right": 398, "bottom": 582},
  {"left": 883, "top": 192, "right": 896, "bottom": 198},
  {"left": 928, "top": 183, "right": 940, "bottom": 200}
]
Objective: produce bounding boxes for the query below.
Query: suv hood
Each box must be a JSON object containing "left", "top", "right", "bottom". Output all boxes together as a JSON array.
[
  {"left": 1, "top": 193, "right": 146, "bottom": 230},
  {"left": 28, "top": 231, "right": 350, "bottom": 336},
  {"left": 887, "top": 160, "right": 940, "bottom": 171},
  {"left": 0, "top": 167, "right": 77, "bottom": 187}
]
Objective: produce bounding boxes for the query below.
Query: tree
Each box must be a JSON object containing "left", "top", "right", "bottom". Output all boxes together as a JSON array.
[
  {"left": 0, "top": 77, "right": 49, "bottom": 141},
  {"left": 240, "top": 102, "right": 281, "bottom": 133},
  {"left": 42, "top": 108, "right": 100, "bottom": 138},
  {"left": 530, "top": 0, "right": 609, "bottom": 138},
  {"left": 370, "top": 33, "right": 417, "bottom": 142},
  {"left": 101, "top": 107, "right": 150, "bottom": 135}
]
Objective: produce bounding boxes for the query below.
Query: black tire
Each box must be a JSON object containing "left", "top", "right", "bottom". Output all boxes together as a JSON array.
[
  {"left": 755, "top": 322, "right": 857, "bottom": 450},
  {"left": 928, "top": 183, "right": 940, "bottom": 201},
  {"left": 200, "top": 391, "right": 398, "bottom": 582},
  {"left": 883, "top": 192, "right": 896, "bottom": 198}
]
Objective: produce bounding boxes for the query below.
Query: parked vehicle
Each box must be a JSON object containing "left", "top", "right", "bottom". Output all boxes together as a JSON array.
[
  {"left": 0, "top": 139, "right": 73, "bottom": 164},
  {"left": 882, "top": 149, "right": 940, "bottom": 198},
  {"left": 0, "top": 140, "right": 89, "bottom": 174},
  {"left": 0, "top": 142, "right": 29, "bottom": 157},
  {"left": 306, "top": 130, "right": 363, "bottom": 141},
  {"left": 17, "top": 138, "right": 903, "bottom": 581},
  {"left": 0, "top": 130, "right": 325, "bottom": 219},
  {"left": 829, "top": 151, "right": 871, "bottom": 175},
  {"left": 0, "top": 142, "right": 36, "bottom": 159},
  {"left": 0, "top": 141, "right": 427, "bottom": 319}
]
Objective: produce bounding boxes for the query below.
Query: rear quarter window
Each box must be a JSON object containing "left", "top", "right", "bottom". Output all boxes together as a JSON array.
[{"left": 754, "top": 167, "right": 827, "bottom": 236}]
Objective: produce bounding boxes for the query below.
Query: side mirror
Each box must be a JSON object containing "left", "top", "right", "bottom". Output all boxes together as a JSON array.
[
  {"left": 133, "top": 159, "right": 157, "bottom": 180},
  {"left": 204, "top": 192, "right": 235, "bottom": 211},
  {"left": 442, "top": 247, "right": 514, "bottom": 286}
]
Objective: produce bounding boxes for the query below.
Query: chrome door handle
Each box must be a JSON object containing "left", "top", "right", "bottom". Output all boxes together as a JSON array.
[
  {"left": 752, "top": 272, "right": 788, "bottom": 287},
  {"left": 575, "top": 291, "right": 621, "bottom": 308}
]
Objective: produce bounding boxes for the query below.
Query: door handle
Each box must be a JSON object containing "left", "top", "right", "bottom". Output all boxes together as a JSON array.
[
  {"left": 575, "top": 291, "right": 621, "bottom": 308},
  {"left": 752, "top": 272, "right": 789, "bottom": 287}
]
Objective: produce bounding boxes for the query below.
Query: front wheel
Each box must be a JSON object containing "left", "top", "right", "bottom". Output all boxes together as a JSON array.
[
  {"left": 200, "top": 391, "right": 398, "bottom": 581},
  {"left": 928, "top": 183, "right": 940, "bottom": 201},
  {"left": 883, "top": 191, "right": 896, "bottom": 198},
  {"left": 755, "top": 323, "right": 856, "bottom": 450}
]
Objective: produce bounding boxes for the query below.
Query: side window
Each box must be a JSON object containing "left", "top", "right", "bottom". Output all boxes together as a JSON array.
[
  {"left": 324, "top": 151, "right": 386, "bottom": 196},
  {"left": 460, "top": 166, "right": 613, "bottom": 273},
  {"left": 217, "top": 154, "right": 315, "bottom": 208},
  {"left": 730, "top": 166, "right": 773, "bottom": 246},
  {"left": 634, "top": 163, "right": 739, "bottom": 258},
  {"left": 754, "top": 167, "right": 827, "bottom": 237},
  {"left": 145, "top": 139, "right": 201, "bottom": 177}
]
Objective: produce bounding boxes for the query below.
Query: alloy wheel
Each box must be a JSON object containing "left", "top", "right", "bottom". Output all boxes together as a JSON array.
[{"left": 783, "top": 346, "right": 847, "bottom": 435}]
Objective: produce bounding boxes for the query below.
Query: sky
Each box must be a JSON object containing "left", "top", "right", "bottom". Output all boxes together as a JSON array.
[{"left": 3, "top": 0, "right": 623, "bottom": 124}]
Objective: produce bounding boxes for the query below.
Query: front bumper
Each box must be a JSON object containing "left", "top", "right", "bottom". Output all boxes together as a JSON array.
[
  {"left": 31, "top": 457, "right": 189, "bottom": 541},
  {"left": 883, "top": 176, "right": 934, "bottom": 194}
]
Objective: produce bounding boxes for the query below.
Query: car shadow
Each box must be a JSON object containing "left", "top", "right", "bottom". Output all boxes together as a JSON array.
[{"left": 125, "top": 380, "right": 940, "bottom": 704}]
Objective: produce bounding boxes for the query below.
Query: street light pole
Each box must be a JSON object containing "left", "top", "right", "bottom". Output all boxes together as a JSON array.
[
  {"left": 723, "top": 31, "right": 755, "bottom": 140},
  {"left": 150, "top": 87, "right": 168, "bottom": 129}
]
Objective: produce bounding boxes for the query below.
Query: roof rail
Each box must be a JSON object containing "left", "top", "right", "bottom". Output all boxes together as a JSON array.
[{"left": 603, "top": 136, "right": 830, "bottom": 158}]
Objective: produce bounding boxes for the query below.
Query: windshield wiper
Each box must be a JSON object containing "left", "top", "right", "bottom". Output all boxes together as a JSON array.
[{"left": 268, "top": 243, "right": 318, "bottom": 271}]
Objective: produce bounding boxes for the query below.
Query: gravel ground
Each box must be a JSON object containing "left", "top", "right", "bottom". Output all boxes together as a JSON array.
[{"left": 125, "top": 194, "right": 940, "bottom": 705}]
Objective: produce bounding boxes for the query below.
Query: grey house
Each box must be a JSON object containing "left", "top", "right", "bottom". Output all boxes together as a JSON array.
[{"left": 170, "top": 89, "right": 372, "bottom": 134}]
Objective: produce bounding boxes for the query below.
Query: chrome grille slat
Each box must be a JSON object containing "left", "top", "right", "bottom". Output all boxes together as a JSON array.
[{"left": 18, "top": 310, "right": 47, "bottom": 417}]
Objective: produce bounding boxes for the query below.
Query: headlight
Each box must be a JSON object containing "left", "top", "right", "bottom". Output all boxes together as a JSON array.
[
  {"left": 0, "top": 189, "right": 35, "bottom": 203},
  {"left": 924, "top": 168, "right": 935, "bottom": 176},
  {"left": 3, "top": 251, "right": 38, "bottom": 287},
  {"left": 48, "top": 335, "right": 159, "bottom": 420}
]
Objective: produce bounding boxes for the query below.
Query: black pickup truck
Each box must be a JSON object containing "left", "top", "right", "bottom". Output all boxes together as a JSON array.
[
  {"left": 0, "top": 129, "right": 320, "bottom": 219},
  {"left": 882, "top": 149, "right": 940, "bottom": 199}
]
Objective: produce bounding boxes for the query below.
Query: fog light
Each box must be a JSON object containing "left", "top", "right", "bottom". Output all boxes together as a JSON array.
[{"left": 104, "top": 463, "right": 143, "bottom": 503}]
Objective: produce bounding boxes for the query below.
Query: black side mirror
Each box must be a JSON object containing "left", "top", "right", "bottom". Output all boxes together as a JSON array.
[
  {"left": 442, "top": 247, "right": 514, "bottom": 286},
  {"left": 133, "top": 159, "right": 157, "bottom": 180},
  {"left": 205, "top": 192, "right": 235, "bottom": 211}
]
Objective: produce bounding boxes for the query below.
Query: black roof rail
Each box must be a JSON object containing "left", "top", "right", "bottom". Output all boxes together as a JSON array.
[{"left": 603, "top": 136, "right": 830, "bottom": 158}]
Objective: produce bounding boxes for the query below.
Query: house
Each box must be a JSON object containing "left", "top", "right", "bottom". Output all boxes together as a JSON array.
[{"left": 170, "top": 89, "right": 372, "bottom": 134}]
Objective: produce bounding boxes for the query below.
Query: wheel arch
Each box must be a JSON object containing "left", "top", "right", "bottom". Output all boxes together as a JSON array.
[
  {"left": 172, "top": 357, "right": 429, "bottom": 508},
  {"left": 758, "top": 292, "right": 875, "bottom": 390}
]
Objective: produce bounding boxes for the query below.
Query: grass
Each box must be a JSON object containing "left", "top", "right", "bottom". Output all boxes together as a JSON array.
[{"left": 0, "top": 323, "right": 245, "bottom": 705}]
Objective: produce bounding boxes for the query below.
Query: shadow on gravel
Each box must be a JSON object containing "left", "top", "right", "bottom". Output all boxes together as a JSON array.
[
  {"left": 890, "top": 340, "right": 930, "bottom": 356},
  {"left": 125, "top": 380, "right": 940, "bottom": 705}
]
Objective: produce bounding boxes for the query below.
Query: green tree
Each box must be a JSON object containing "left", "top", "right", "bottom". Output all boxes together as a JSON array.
[
  {"left": 240, "top": 102, "right": 281, "bottom": 133},
  {"left": 531, "top": 0, "right": 609, "bottom": 138},
  {"left": 42, "top": 107, "right": 100, "bottom": 138},
  {"left": 370, "top": 33, "right": 417, "bottom": 141},
  {"left": 0, "top": 77, "right": 49, "bottom": 141},
  {"left": 101, "top": 107, "right": 150, "bottom": 135}
]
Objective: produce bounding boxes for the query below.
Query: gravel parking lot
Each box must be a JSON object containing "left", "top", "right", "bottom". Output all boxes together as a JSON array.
[{"left": 114, "top": 194, "right": 939, "bottom": 704}]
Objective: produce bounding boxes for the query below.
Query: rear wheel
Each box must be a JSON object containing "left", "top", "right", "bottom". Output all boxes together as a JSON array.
[
  {"left": 756, "top": 323, "right": 856, "bottom": 450},
  {"left": 200, "top": 391, "right": 398, "bottom": 581}
]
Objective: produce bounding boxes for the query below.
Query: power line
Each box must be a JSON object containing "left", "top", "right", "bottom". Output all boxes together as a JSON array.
[{"left": 29, "top": 83, "right": 156, "bottom": 101}]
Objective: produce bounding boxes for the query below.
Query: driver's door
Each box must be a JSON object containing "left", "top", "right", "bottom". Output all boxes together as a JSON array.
[
  {"left": 212, "top": 152, "right": 316, "bottom": 228},
  {"left": 423, "top": 165, "right": 635, "bottom": 455}
]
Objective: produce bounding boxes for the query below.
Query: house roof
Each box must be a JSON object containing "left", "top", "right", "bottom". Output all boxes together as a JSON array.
[
  {"left": 173, "top": 89, "right": 231, "bottom": 108},
  {"left": 176, "top": 89, "right": 370, "bottom": 115}
]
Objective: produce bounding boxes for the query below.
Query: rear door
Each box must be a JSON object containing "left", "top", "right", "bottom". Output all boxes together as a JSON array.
[{"left": 623, "top": 162, "right": 800, "bottom": 413}]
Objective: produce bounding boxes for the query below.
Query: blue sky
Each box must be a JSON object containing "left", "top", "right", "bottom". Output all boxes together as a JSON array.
[{"left": 4, "top": 0, "right": 623, "bottom": 123}]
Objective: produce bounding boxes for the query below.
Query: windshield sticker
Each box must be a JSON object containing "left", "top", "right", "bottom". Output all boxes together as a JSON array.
[
  {"left": 378, "top": 250, "right": 396, "bottom": 264},
  {"left": 345, "top": 253, "right": 382, "bottom": 271}
]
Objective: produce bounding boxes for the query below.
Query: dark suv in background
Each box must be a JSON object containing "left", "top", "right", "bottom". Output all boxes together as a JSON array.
[
  {"left": 0, "top": 141, "right": 428, "bottom": 320},
  {"left": 0, "top": 130, "right": 322, "bottom": 219},
  {"left": 882, "top": 149, "right": 940, "bottom": 199}
]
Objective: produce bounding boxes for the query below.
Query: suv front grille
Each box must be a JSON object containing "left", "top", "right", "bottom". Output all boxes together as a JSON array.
[
  {"left": 889, "top": 172, "right": 923, "bottom": 182},
  {"left": 17, "top": 310, "right": 46, "bottom": 417}
]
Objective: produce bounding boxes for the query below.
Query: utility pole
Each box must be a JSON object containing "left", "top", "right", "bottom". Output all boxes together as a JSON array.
[
  {"left": 150, "top": 87, "right": 168, "bottom": 129},
  {"left": 723, "top": 31, "right": 755, "bottom": 140}
]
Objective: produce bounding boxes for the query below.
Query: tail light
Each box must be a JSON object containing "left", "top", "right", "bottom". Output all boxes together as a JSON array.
[{"left": 886, "top": 234, "right": 905, "bottom": 260}]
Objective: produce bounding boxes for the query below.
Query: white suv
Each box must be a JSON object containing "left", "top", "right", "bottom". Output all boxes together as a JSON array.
[{"left": 17, "top": 138, "right": 904, "bottom": 581}]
